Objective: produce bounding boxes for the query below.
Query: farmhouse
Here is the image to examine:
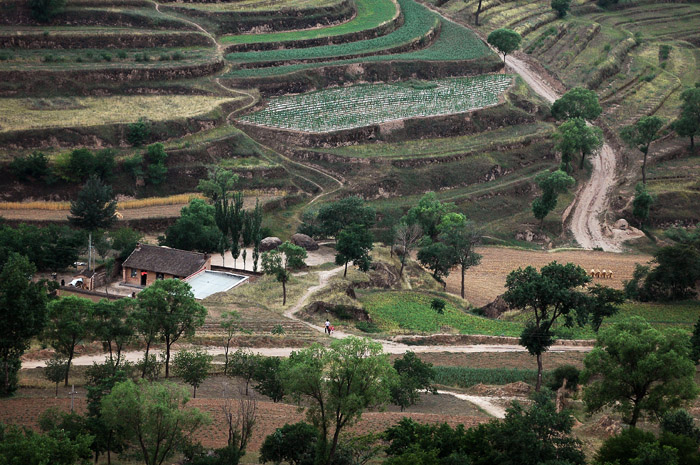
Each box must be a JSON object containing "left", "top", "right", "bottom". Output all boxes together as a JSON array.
[{"left": 122, "top": 244, "right": 211, "bottom": 287}]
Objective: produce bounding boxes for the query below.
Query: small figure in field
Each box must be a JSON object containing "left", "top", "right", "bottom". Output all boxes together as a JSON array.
[
  {"left": 325, "top": 319, "right": 331, "bottom": 335},
  {"left": 607, "top": 270, "right": 614, "bottom": 279},
  {"left": 330, "top": 325, "right": 335, "bottom": 335}
]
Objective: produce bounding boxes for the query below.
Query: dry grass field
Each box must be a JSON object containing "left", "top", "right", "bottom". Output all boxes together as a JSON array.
[
  {"left": 450, "top": 247, "right": 652, "bottom": 307},
  {"left": 0, "top": 96, "right": 239, "bottom": 132}
]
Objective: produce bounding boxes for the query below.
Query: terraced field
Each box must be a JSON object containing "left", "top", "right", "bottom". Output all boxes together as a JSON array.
[
  {"left": 239, "top": 75, "right": 513, "bottom": 132},
  {"left": 220, "top": 0, "right": 399, "bottom": 49},
  {"left": 223, "top": 3, "right": 494, "bottom": 80},
  {"left": 0, "top": 95, "right": 238, "bottom": 132}
]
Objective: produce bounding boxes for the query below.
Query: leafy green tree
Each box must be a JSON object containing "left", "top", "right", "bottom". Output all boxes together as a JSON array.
[
  {"left": 261, "top": 241, "right": 307, "bottom": 305},
  {"left": 503, "top": 262, "right": 591, "bottom": 391},
  {"left": 551, "top": 87, "right": 603, "bottom": 121},
  {"left": 44, "top": 356, "right": 68, "bottom": 397},
  {"left": 160, "top": 198, "right": 223, "bottom": 253},
  {"left": 0, "top": 253, "right": 48, "bottom": 396},
  {"left": 85, "top": 359, "right": 130, "bottom": 465},
  {"left": 109, "top": 227, "right": 143, "bottom": 261},
  {"left": 312, "top": 196, "right": 375, "bottom": 238},
  {"left": 127, "top": 117, "right": 150, "bottom": 147},
  {"left": 282, "top": 337, "right": 395, "bottom": 465},
  {"left": 28, "top": 0, "right": 66, "bottom": 22},
  {"left": 253, "top": 356, "right": 285, "bottom": 402},
  {"left": 173, "top": 349, "right": 212, "bottom": 398},
  {"left": 620, "top": 115, "right": 665, "bottom": 184},
  {"left": 691, "top": 317, "right": 700, "bottom": 364},
  {"left": 585, "top": 284, "right": 625, "bottom": 332},
  {"left": 132, "top": 295, "right": 161, "bottom": 379},
  {"left": 632, "top": 182, "right": 654, "bottom": 227},
  {"left": 101, "top": 379, "right": 210, "bottom": 465},
  {"left": 554, "top": 117, "right": 604, "bottom": 171},
  {"left": 438, "top": 213, "right": 482, "bottom": 299},
  {"left": 394, "top": 222, "right": 423, "bottom": 277},
  {"left": 531, "top": 170, "right": 575, "bottom": 226},
  {"left": 625, "top": 242, "right": 700, "bottom": 301},
  {"left": 582, "top": 317, "right": 699, "bottom": 427},
  {"left": 672, "top": 87, "right": 700, "bottom": 149},
  {"left": 551, "top": 0, "right": 571, "bottom": 17},
  {"left": 228, "top": 349, "right": 259, "bottom": 396},
  {"left": 10, "top": 151, "right": 49, "bottom": 181},
  {"left": 68, "top": 175, "right": 117, "bottom": 231},
  {"left": 94, "top": 149, "right": 116, "bottom": 182},
  {"left": 487, "top": 28, "right": 522, "bottom": 64},
  {"left": 137, "top": 279, "right": 206, "bottom": 378},
  {"left": 417, "top": 240, "right": 453, "bottom": 288},
  {"left": 44, "top": 296, "right": 94, "bottom": 386},
  {"left": 595, "top": 427, "right": 700, "bottom": 465},
  {"left": 0, "top": 423, "right": 93, "bottom": 465},
  {"left": 390, "top": 352, "right": 436, "bottom": 411},
  {"left": 661, "top": 409, "right": 700, "bottom": 443},
  {"left": 144, "top": 144, "right": 168, "bottom": 186},
  {"left": 405, "top": 192, "right": 452, "bottom": 240},
  {"left": 197, "top": 168, "right": 244, "bottom": 267},
  {"left": 335, "top": 224, "right": 373, "bottom": 277},
  {"left": 244, "top": 199, "right": 264, "bottom": 272},
  {"left": 93, "top": 299, "right": 135, "bottom": 366},
  {"left": 259, "top": 422, "right": 318, "bottom": 465},
  {"left": 38, "top": 224, "right": 85, "bottom": 272}
]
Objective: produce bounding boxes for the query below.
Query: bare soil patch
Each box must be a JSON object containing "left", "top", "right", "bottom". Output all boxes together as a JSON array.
[{"left": 448, "top": 247, "right": 652, "bottom": 307}]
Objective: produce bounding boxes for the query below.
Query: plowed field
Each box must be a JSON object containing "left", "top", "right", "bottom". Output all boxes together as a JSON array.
[{"left": 450, "top": 247, "right": 652, "bottom": 307}]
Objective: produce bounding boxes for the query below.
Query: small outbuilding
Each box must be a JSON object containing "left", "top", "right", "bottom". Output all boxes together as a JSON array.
[{"left": 122, "top": 244, "right": 211, "bottom": 287}]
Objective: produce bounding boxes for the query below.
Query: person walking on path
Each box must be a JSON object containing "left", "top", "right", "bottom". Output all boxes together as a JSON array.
[{"left": 325, "top": 319, "right": 331, "bottom": 335}]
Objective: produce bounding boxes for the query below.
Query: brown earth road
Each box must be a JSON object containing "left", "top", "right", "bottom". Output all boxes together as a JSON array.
[{"left": 419, "top": 2, "right": 631, "bottom": 252}]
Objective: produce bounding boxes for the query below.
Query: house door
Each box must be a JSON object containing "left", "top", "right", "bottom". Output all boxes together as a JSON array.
[{"left": 141, "top": 272, "right": 147, "bottom": 286}]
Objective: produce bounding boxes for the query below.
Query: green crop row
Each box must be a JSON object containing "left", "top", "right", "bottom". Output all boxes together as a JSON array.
[
  {"left": 220, "top": 0, "right": 398, "bottom": 46},
  {"left": 433, "top": 366, "right": 539, "bottom": 388},
  {"left": 225, "top": 0, "right": 436, "bottom": 65},
  {"left": 358, "top": 290, "right": 523, "bottom": 336},
  {"left": 223, "top": 8, "right": 491, "bottom": 78},
  {"left": 239, "top": 75, "right": 513, "bottom": 132}
]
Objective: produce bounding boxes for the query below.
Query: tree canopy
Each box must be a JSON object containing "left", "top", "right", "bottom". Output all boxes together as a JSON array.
[
  {"left": 0, "top": 253, "right": 48, "bottom": 396},
  {"left": 487, "top": 28, "right": 522, "bottom": 64},
  {"left": 582, "top": 317, "right": 699, "bottom": 427},
  {"left": 554, "top": 117, "right": 603, "bottom": 171},
  {"left": 44, "top": 296, "right": 94, "bottom": 386},
  {"left": 335, "top": 224, "right": 373, "bottom": 277},
  {"left": 551, "top": 87, "right": 603, "bottom": 121},
  {"left": 673, "top": 87, "right": 700, "bottom": 149},
  {"left": 68, "top": 175, "right": 117, "bottom": 231},
  {"left": 282, "top": 337, "right": 395, "bottom": 465},
  {"left": 620, "top": 115, "right": 665, "bottom": 184},
  {"left": 531, "top": 170, "right": 575, "bottom": 226},
  {"left": 437, "top": 213, "right": 482, "bottom": 299},
  {"left": 405, "top": 192, "right": 453, "bottom": 240},
  {"left": 136, "top": 279, "right": 207, "bottom": 378},
  {"left": 311, "top": 196, "right": 376, "bottom": 238},
  {"left": 504, "top": 262, "right": 600, "bottom": 391},
  {"left": 101, "top": 379, "right": 209, "bottom": 465},
  {"left": 159, "top": 198, "right": 223, "bottom": 253},
  {"left": 261, "top": 241, "right": 307, "bottom": 305}
]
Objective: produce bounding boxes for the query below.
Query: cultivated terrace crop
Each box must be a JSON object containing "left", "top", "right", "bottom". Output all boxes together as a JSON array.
[{"left": 240, "top": 75, "right": 513, "bottom": 132}]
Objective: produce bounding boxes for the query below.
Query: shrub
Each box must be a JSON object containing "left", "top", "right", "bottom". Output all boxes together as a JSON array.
[
  {"left": 117, "top": 50, "right": 128, "bottom": 59},
  {"left": 127, "top": 117, "right": 151, "bottom": 147},
  {"left": 10, "top": 151, "right": 50, "bottom": 181},
  {"left": 101, "top": 52, "right": 112, "bottom": 62},
  {"left": 355, "top": 321, "right": 380, "bottom": 333},
  {"left": 551, "top": 0, "right": 571, "bottom": 17},
  {"left": 548, "top": 364, "right": 580, "bottom": 391},
  {"left": 0, "top": 52, "right": 12, "bottom": 61},
  {"left": 159, "top": 53, "right": 171, "bottom": 61},
  {"left": 172, "top": 51, "right": 185, "bottom": 60},
  {"left": 659, "top": 44, "right": 672, "bottom": 61},
  {"left": 661, "top": 409, "right": 700, "bottom": 443},
  {"left": 29, "top": 0, "right": 66, "bottom": 22}
]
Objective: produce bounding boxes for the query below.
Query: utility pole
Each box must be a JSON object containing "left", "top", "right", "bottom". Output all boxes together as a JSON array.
[
  {"left": 88, "top": 232, "right": 92, "bottom": 271},
  {"left": 69, "top": 384, "right": 77, "bottom": 413}
]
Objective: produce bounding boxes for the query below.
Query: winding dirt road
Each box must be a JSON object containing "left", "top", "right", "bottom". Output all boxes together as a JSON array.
[{"left": 420, "top": 3, "right": 624, "bottom": 252}]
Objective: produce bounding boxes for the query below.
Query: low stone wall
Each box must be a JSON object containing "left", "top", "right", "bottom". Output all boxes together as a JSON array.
[
  {"left": 0, "top": 31, "right": 211, "bottom": 49},
  {"left": 393, "top": 333, "right": 595, "bottom": 346}
]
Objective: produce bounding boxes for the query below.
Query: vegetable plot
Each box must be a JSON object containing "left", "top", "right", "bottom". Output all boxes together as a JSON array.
[{"left": 239, "top": 75, "right": 513, "bottom": 132}]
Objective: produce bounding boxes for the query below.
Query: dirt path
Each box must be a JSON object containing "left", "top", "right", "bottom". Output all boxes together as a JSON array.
[
  {"left": 420, "top": 3, "right": 627, "bottom": 252},
  {"left": 437, "top": 390, "right": 512, "bottom": 418}
]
